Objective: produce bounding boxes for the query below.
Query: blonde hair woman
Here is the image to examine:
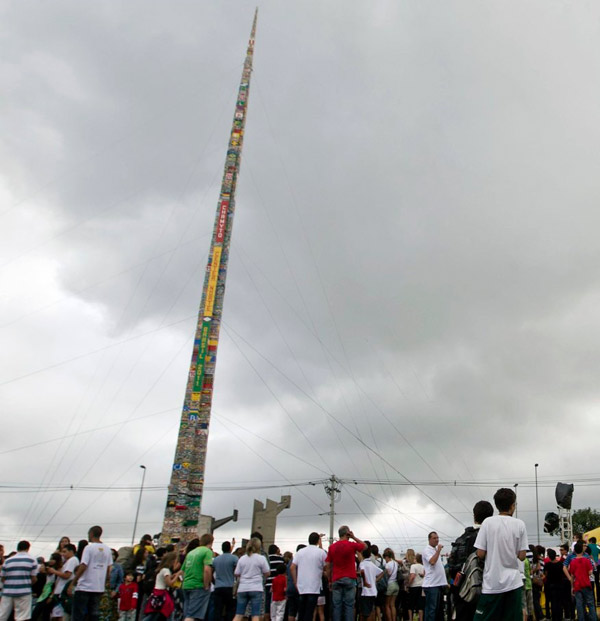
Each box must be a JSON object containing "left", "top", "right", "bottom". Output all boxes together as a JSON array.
[{"left": 233, "top": 538, "right": 270, "bottom": 621}]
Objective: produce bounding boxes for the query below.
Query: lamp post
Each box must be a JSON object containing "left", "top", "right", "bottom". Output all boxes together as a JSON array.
[
  {"left": 535, "top": 463, "right": 540, "bottom": 544},
  {"left": 514, "top": 483, "right": 518, "bottom": 518},
  {"left": 132, "top": 465, "right": 147, "bottom": 545}
]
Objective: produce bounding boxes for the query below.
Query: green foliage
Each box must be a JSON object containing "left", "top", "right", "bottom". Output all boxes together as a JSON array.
[{"left": 572, "top": 507, "right": 600, "bottom": 534}]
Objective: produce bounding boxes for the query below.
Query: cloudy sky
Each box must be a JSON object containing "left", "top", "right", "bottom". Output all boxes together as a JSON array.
[{"left": 2, "top": 0, "right": 600, "bottom": 558}]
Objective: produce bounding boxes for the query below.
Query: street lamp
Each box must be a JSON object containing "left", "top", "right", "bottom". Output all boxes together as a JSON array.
[
  {"left": 535, "top": 463, "right": 540, "bottom": 545},
  {"left": 132, "top": 465, "right": 147, "bottom": 545}
]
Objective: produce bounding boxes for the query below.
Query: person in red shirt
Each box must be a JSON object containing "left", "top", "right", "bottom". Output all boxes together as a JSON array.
[
  {"left": 270, "top": 565, "right": 287, "bottom": 621},
  {"left": 118, "top": 572, "right": 139, "bottom": 621},
  {"left": 564, "top": 542, "right": 597, "bottom": 621},
  {"left": 325, "top": 526, "right": 366, "bottom": 621}
]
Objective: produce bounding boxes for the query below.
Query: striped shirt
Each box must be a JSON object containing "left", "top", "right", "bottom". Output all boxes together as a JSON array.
[{"left": 0, "top": 552, "right": 38, "bottom": 597}]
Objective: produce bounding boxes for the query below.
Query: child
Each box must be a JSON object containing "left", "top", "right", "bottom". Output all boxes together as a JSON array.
[
  {"left": 359, "top": 548, "right": 383, "bottom": 621},
  {"left": 565, "top": 541, "right": 597, "bottom": 621},
  {"left": 270, "top": 564, "right": 287, "bottom": 621},
  {"left": 118, "top": 572, "right": 139, "bottom": 621}
]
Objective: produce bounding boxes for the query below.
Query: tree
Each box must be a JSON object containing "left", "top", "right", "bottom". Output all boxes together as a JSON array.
[{"left": 572, "top": 507, "right": 600, "bottom": 535}]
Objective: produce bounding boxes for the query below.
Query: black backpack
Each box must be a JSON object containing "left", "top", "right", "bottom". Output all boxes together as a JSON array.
[{"left": 448, "top": 527, "right": 478, "bottom": 578}]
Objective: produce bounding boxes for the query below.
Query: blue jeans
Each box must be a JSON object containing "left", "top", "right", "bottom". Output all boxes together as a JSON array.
[
  {"left": 298, "top": 593, "right": 319, "bottom": 621},
  {"left": 72, "top": 591, "right": 103, "bottom": 621},
  {"left": 235, "top": 591, "right": 263, "bottom": 617},
  {"left": 575, "top": 587, "right": 598, "bottom": 621},
  {"left": 332, "top": 578, "right": 356, "bottom": 621},
  {"left": 423, "top": 586, "right": 443, "bottom": 621}
]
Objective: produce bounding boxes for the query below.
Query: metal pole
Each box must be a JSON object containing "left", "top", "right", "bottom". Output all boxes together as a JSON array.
[
  {"left": 535, "top": 463, "right": 540, "bottom": 544},
  {"left": 329, "top": 475, "right": 336, "bottom": 546},
  {"left": 514, "top": 483, "right": 518, "bottom": 518},
  {"left": 132, "top": 465, "right": 147, "bottom": 545}
]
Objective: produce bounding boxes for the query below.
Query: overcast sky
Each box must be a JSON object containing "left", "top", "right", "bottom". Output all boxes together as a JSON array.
[{"left": 2, "top": 0, "right": 600, "bottom": 558}]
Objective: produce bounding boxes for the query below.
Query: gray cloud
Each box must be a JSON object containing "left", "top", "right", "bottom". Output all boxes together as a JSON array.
[{"left": 2, "top": 0, "right": 600, "bottom": 557}]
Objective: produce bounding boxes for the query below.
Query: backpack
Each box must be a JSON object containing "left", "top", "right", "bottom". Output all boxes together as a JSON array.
[
  {"left": 116, "top": 546, "right": 135, "bottom": 571},
  {"left": 448, "top": 527, "right": 478, "bottom": 578},
  {"left": 457, "top": 552, "right": 484, "bottom": 603},
  {"left": 375, "top": 557, "right": 389, "bottom": 594}
]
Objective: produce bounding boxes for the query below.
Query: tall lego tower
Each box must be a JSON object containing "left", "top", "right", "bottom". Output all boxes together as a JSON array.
[{"left": 161, "top": 10, "right": 258, "bottom": 544}]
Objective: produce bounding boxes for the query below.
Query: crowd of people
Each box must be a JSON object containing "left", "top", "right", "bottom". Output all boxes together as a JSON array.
[{"left": 0, "top": 488, "right": 599, "bottom": 621}]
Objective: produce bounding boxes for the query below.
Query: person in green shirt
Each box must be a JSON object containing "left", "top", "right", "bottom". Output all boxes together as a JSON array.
[
  {"left": 182, "top": 533, "right": 214, "bottom": 621},
  {"left": 586, "top": 537, "right": 599, "bottom": 597}
]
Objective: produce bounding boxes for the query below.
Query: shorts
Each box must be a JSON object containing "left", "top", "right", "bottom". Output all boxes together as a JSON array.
[
  {"left": 183, "top": 588, "right": 211, "bottom": 620},
  {"left": 0, "top": 594, "right": 33, "bottom": 621},
  {"left": 359, "top": 596, "right": 376, "bottom": 616},
  {"left": 317, "top": 596, "right": 326, "bottom": 607},
  {"left": 52, "top": 602, "right": 65, "bottom": 618},
  {"left": 409, "top": 587, "right": 424, "bottom": 611},
  {"left": 236, "top": 591, "right": 264, "bottom": 617},
  {"left": 386, "top": 581, "right": 399, "bottom": 597},
  {"left": 285, "top": 594, "right": 299, "bottom": 617}
]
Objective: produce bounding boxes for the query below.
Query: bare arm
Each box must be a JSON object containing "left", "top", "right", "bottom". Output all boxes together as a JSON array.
[
  {"left": 517, "top": 551, "right": 527, "bottom": 562},
  {"left": 203, "top": 565, "right": 213, "bottom": 590},
  {"left": 325, "top": 562, "right": 331, "bottom": 582},
  {"left": 429, "top": 546, "right": 443, "bottom": 565},
  {"left": 66, "top": 562, "right": 87, "bottom": 595},
  {"left": 47, "top": 567, "right": 73, "bottom": 580},
  {"left": 349, "top": 532, "right": 366, "bottom": 550},
  {"left": 164, "top": 570, "right": 182, "bottom": 588},
  {"left": 290, "top": 563, "right": 298, "bottom": 588},
  {"left": 360, "top": 569, "right": 370, "bottom": 589},
  {"left": 476, "top": 549, "right": 486, "bottom": 561}
]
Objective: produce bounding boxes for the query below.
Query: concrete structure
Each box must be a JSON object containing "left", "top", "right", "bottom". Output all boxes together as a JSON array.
[
  {"left": 251, "top": 496, "right": 291, "bottom": 548},
  {"left": 197, "top": 510, "right": 239, "bottom": 535}
]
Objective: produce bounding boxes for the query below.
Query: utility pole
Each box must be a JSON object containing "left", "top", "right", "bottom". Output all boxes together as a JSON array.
[
  {"left": 535, "top": 463, "right": 540, "bottom": 544},
  {"left": 514, "top": 483, "right": 518, "bottom": 518},
  {"left": 324, "top": 475, "right": 341, "bottom": 545}
]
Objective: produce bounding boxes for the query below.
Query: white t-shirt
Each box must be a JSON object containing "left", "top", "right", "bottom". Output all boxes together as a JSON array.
[
  {"left": 474, "top": 514, "right": 528, "bottom": 594},
  {"left": 422, "top": 546, "right": 447, "bottom": 588},
  {"left": 235, "top": 553, "right": 270, "bottom": 593},
  {"left": 409, "top": 563, "right": 425, "bottom": 587},
  {"left": 155, "top": 567, "right": 171, "bottom": 590},
  {"left": 359, "top": 560, "right": 382, "bottom": 597},
  {"left": 77, "top": 542, "right": 113, "bottom": 592},
  {"left": 54, "top": 556, "right": 80, "bottom": 594},
  {"left": 386, "top": 560, "right": 398, "bottom": 583},
  {"left": 292, "top": 545, "right": 327, "bottom": 594}
]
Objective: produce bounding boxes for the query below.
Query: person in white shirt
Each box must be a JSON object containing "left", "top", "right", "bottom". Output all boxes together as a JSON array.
[
  {"left": 382, "top": 549, "right": 399, "bottom": 621},
  {"left": 290, "top": 533, "right": 327, "bottom": 621},
  {"left": 233, "top": 538, "right": 271, "bottom": 621},
  {"left": 47, "top": 544, "right": 79, "bottom": 621},
  {"left": 408, "top": 554, "right": 425, "bottom": 620},
  {"left": 69, "top": 526, "right": 113, "bottom": 621},
  {"left": 359, "top": 549, "right": 383, "bottom": 621},
  {"left": 422, "top": 532, "right": 447, "bottom": 621},
  {"left": 474, "top": 488, "right": 528, "bottom": 620}
]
